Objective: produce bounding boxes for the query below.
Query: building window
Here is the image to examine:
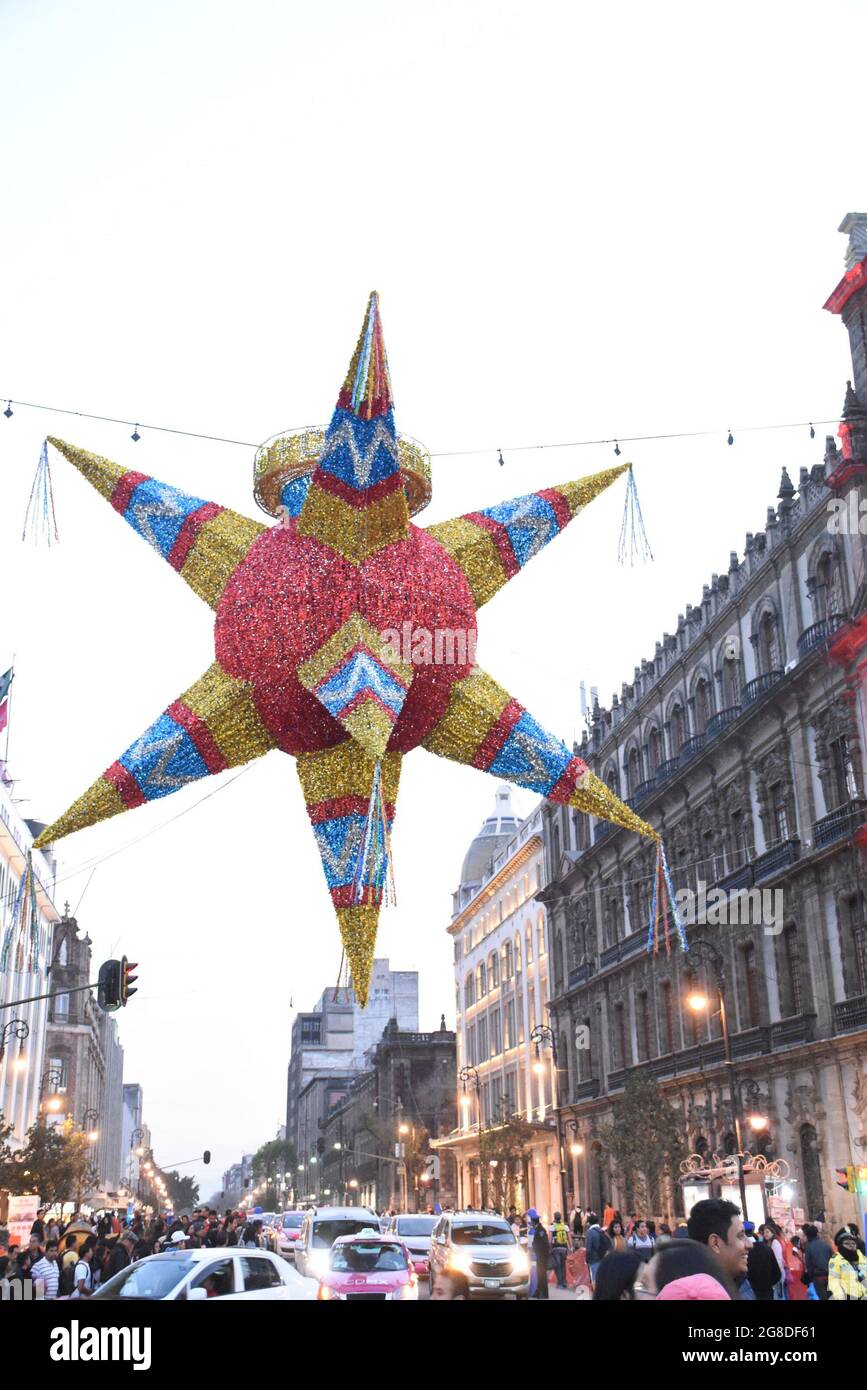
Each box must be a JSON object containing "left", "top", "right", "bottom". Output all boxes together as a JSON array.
[
  {"left": 490, "top": 1008, "right": 502, "bottom": 1055},
  {"left": 660, "top": 981, "right": 675, "bottom": 1054},
  {"left": 552, "top": 822, "right": 561, "bottom": 870},
  {"left": 301, "top": 1019, "right": 321, "bottom": 1045},
  {"left": 781, "top": 925, "right": 803, "bottom": 1017},
  {"left": 504, "top": 940, "right": 513, "bottom": 978},
  {"left": 627, "top": 746, "right": 641, "bottom": 795},
  {"left": 729, "top": 809, "right": 750, "bottom": 868},
  {"left": 694, "top": 677, "right": 712, "bottom": 733},
  {"left": 614, "top": 1003, "right": 628, "bottom": 1070},
  {"left": 721, "top": 652, "right": 740, "bottom": 708},
  {"left": 813, "top": 552, "right": 841, "bottom": 620},
  {"left": 670, "top": 704, "right": 685, "bottom": 755},
  {"left": 466, "top": 1024, "right": 476, "bottom": 1068},
  {"left": 574, "top": 813, "right": 588, "bottom": 851},
  {"left": 757, "top": 611, "right": 780, "bottom": 674},
  {"left": 526, "top": 926, "right": 533, "bottom": 964},
  {"left": 464, "top": 974, "right": 475, "bottom": 1008},
  {"left": 504, "top": 999, "right": 517, "bottom": 1050},
  {"left": 647, "top": 726, "right": 661, "bottom": 775},
  {"left": 478, "top": 962, "right": 487, "bottom": 997},
  {"left": 637, "top": 992, "right": 652, "bottom": 1061},
  {"left": 770, "top": 782, "right": 790, "bottom": 842},
  {"left": 489, "top": 951, "right": 500, "bottom": 988},
  {"left": 830, "top": 736, "right": 858, "bottom": 808},
  {"left": 477, "top": 1014, "right": 488, "bottom": 1060},
  {"left": 742, "top": 945, "right": 759, "bottom": 1029},
  {"left": 53, "top": 992, "right": 69, "bottom": 1021},
  {"left": 514, "top": 935, "right": 522, "bottom": 977},
  {"left": 537, "top": 916, "right": 545, "bottom": 958}
]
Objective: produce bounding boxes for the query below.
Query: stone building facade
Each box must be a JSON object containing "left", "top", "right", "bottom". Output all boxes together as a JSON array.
[
  {"left": 44, "top": 909, "right": 125, "bottom": 1192},
  {"left": 436, "top": 789, "right": 563, "bottom": 1220},
  {"left": 539, "top": 216, "right": 867, "bottom": 1229}
]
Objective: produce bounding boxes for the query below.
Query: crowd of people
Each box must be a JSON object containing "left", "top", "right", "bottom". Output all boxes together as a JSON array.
[{"left": 0, "top": 1204, "right": 278, "bottom": 1299}]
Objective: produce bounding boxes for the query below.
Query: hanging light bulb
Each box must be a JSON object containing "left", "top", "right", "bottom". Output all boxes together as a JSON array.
[
  {"left": 727, "top": 430, "right": 734, "bottom": 446},
  {"left": 3, "top": 401, "right": 12, "bottom": 418},
  {"left": 614, "top": 441, "right": 621, "bottom": 456},
  {"left": 497, "top": 448, "right": 505, "bottom": 467},
  {"left": 131, "top": 424, "right": 141, "bottom": 442},
  {"left": 809, "top": 422, "right": 815, "bottom": 439}
]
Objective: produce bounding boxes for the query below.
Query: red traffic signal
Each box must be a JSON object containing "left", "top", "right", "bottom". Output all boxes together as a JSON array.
[{"left": 121, "top": 956, "right": 138, "bottom": 1005}]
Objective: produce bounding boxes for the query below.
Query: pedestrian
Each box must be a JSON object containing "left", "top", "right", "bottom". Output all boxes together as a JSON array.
[
  {"left": 638, "top": 1238, "right": 735, "bottom": 1300},
  {"left": 430, "top": 1269, "right": 470, "bottom": 1300},
  {"left": 747, "top": 1231, "right": 781, "bottom": 1301},
  {"left": 7, "top": 1249, "right": 34, "bottom": 1297},
  {"left": 59, "top": 1233, "right": 79, "bottom": 1296},
  {"left": 800, "top": 1223, "right": 833, "bottom": 1295},
  {"left": 584, "top": 1212, "right": 613, "bottom": 1284},
  {"left": 30, "top": 1208, "right": 46, "bottom": 1243},
  {"left": 627, "top": 1218, "right": 655, "bottom": 1263},
  {"left": 686, "top": 1198, "right": 749, "bottom": 1292},
  {"left": 828, "top": 1228, "right": 867, "bottom": 1300},
  {"left": 592, "top": 1250, "right": 642, "bottom": 1301},
  {"left": 106, "top": 1230, "right": 138, "bottom": 1281},
  {"left": 91, "top": 1243, "right": 109, "bottom": 1290},
  {"left": 70, "top": 1239, "right": 95, "bottom": 1298},
  {"left": 760, "top": 1221, "right": 787, "bottom": 1299},
  {"left": 31, "top": 1240, "right": 60, "bottom": 1299},
  {"left": 548, "top": 1211, "right": 571, "bottom": 1289},
  {"left": 607, "top": 1218, "right": 627, "bottom": 1252},
  {"left": 570, "top": 1207, "right": 583, "bottom": 1238},
  {"left": 527, "top": 1210, "right": 550, "bottom": 1299}
]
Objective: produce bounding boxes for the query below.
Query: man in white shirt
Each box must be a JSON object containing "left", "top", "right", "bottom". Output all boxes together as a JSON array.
[
  {"left": 31, "top": 1240, "right": 60, "bottom": 1299},
  {"left": 71, "top": 1242, "right": 94, "bottom": 1298}
]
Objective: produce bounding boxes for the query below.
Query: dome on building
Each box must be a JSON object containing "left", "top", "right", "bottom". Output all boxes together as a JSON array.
[{"left": 458, "top": 785, "right": 521, "bottom": 893}]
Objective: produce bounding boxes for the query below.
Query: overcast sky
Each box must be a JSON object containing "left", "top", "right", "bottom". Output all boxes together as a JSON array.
[{"left": 0, "top": 0, "right": 863, "bottom": 1195}]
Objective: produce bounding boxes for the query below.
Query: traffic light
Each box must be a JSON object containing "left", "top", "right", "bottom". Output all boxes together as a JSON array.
[
  {"left": 203, "top": 1150, "right": 211, "bottom": 1165},
  {"left": 97, "top": 959, "right": 122, "bottom": 1012},
  {"left": 316, "top": 1137, "right": 326, "bottom": 1155},
  {"left": 835, "top": 1165, "right": 855, "bottom": 1193},
  {"left": 120, "top": 956, "right": 138, "bottom": 1004}
]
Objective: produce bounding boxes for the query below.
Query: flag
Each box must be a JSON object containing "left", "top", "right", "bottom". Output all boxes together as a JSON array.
[{"left": 0, "top": 666, "right": 13, "bottom": 736}]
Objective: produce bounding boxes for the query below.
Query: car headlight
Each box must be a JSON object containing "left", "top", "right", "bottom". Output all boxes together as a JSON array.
[
  {"left": 511, "top": 1251, "right": 530, "bottom": 1276},
  {"left": 309, "top": 1250, "right": 330, "bottom": 1277},
  {"left": 316, "top": 1283, "right": 336, "bottom": 1300},
  {"left": 448, "top": 1252, "right": 475, "bottom": 1277}
]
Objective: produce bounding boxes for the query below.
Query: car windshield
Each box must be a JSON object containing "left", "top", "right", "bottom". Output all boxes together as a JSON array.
[
  {"left": 94, "top": 1256, "right": 194, "bottom": 1300},
  {"left": 451, "top": 1223, "right": 515, "bottom": 1246},
  {"left": 331, "top": 1241, "right": 408, "bottom": 1273},
  {"left": 396, "top": 1217, "right": 436, "bottom": 1237},
  {"left": 259, "top": 1213, "right": 276, "bottom": 1225},
  {"left": 313, "top": 1219, "right": 380, "bottom": 1248},
  {"left": 282, "top": 1213, "right": 304, "bottom": 1229}
]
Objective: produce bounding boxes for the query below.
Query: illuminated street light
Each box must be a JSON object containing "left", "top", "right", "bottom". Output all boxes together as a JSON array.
[{"left": 687, "top": 992, "right": 709, "bottom": 1013}]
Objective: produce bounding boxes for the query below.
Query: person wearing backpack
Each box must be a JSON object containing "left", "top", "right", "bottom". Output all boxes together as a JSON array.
[
  {"left": 59, "top": 1233, "right": 79, "bottom": 1297},
  {"left": 627, "top": 1219, "right": 656, "bottom": 1263},
  {"left": 584, "top": 1213, "right": 613, "bottom": 1284},
  {"left": 548, "top": 1212, "right": 572, "bottom": 1289}
]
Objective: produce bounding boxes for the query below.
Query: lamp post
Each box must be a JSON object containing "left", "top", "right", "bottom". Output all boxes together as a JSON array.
[
  {"left": 39, "top": 1066, "right": 64, "bottom": 1126},
  {"left": 82, "top": 1109, "right": 100, "bottom": 1144},
  {"left": 530, "top": 1023, "right": 569, "bottom": 1220},
  {"left": 0, "top": 1018, "right": 29, "bottom": 1066},
  {"left": 459, "top": 1065, "right": 485, "bottom": 1209},
  {"left": 685, "top": 939, "right": 769, "bottom": 1219}
]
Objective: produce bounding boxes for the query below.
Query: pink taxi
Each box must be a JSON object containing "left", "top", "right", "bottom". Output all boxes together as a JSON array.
[{"left": 316, "top": 1231, "right": 418, "bottom": 1302}]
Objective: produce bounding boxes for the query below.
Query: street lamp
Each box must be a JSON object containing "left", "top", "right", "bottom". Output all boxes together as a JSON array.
[
  {"left": 530, "top": 1024, "right": 569, "bottom": 1220},
  {"left": 459, "top": 1065, "right": 486, "bottom": 1209},
  {"left": 684, "top": 939, "right": 770, "bottom": 1218},
  {"left": 39, "top": 1066, "right": 64, "bottom": 1124},
  {"left": 0, "top": 1018, "right": 29, "bottom": 1066},
  {"left": 83, "top": 1109, "right": 100, "bottom": 1144},
  {"left": 567, "top": 1119, "right": 584, "bottom": 1157}
]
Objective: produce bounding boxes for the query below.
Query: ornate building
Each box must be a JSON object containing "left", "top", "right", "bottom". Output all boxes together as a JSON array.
[
  {"left": 539, "top": 216, "right": 867, "bottom": 1228},
  {"left": 437, "top": 788, "right": 563, "bottom": 1219},
  {"left": 44, "top": 908, "right": 125, "bottom": 1192}
]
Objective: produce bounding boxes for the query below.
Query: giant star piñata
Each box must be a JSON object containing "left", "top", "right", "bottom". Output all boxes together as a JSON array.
[{"left": 35, "top": 294, "right": 659, "bottom": 1002}]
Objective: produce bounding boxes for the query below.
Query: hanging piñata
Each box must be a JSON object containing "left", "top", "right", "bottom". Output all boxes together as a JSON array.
[{"left": 34, "top": 293, "right": 678, "bottom": 1003}]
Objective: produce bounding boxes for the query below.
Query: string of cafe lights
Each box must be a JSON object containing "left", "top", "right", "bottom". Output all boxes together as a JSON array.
[{"left": 0, "top": 392, "right": 841, "bottom": 460}]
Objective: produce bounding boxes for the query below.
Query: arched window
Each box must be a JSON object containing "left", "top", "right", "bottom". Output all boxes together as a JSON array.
[
  {"left": 813, "top": 551, "right": 842, "bottom": 621},
  {"left": 504, "top": 940, "right": 513, "bottom": 978},
  {"left": 670, "top": 703, "right": 685, "bottom": 755},
  {"left": 694, "top": 676, "right": 712, "bottom": 732},
  {"left": 552, "top": 822, "right": 561, "bottom": 869},
  {"left": 478, "top": 962, "right": 487, "bottom": 997},
  {"left": 514, "top": 935, "right": 522, "bottom": 976},
  {"left": 646, "top": 726, "right": 661, "bottom": 775},
  {"left": 757, "top": 610, "right": 780, "bottom": 675},
  {"left": 489, "top": 951, "right": 500, "bottom": 988},
  {"left": 57, "top": 936, "right": 68, "bottom": 967},
  {"left": 626, "top": 746, "right": 641, "bottom": 795},
  {"left": 721, "top": 651, "right": 740, "bottom": 708},
  {"left": 464, "top": 974, "right": 475, "bottom": 1008},
  {"left": 604, "top": 762, "right": 619, "bottom": 795}
]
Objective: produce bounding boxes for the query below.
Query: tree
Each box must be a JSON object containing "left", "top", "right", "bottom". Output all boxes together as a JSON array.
[
  {"left": 603, "top": 1071, "right": 687, "bottom": 1219},
  {"left": 0, "top": 1111, "right": 18, "bottom": 1193},
  {"left": 251, "top": 1139, "right": 297, "bottom": 1207},
  {"left": 163, "top": 1170, "right": 199, "bottom": 1211},
  {"left": 480, "top": 1114, "right": 537, "bottom": 1213},
  {"left": 17, "top": 1123, "right": 74, "bottom": 1207},
  {"left": 63, "top": 1123, "right": 100, "bottom": 1210}
]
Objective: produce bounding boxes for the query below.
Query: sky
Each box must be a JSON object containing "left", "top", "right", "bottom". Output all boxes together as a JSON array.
[{"left": 0, "top": 0, "right": 864, "bottom": 1197}]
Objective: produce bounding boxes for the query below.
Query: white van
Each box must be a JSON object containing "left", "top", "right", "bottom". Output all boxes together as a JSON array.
[{"left": 294, "top": 1207, "right": 380, "bottom": 1280}]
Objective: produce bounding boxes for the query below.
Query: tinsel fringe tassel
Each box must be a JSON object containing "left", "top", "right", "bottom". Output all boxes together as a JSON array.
[
  {"left": 0, "top": 853, "right": 40, "bottom": 973},
  {"left": 618, "top": 464, "right": 652, "bottom": 565},
  {"left": 646, "top": 841, "right": 688, "bottom": 955},
  {"left": 352, "top": 759, "right": 396, "bottom": 907},
  {"left": 23, "top": 441, "right": 60, "bottom": 546}
]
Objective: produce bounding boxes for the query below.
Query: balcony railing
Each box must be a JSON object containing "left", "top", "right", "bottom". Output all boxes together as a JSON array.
[
  {"left": 631, "top": 779, "right": 658, "bottom": 806},
  {"left": 593, "top": 821, "right": 614, "bottom": 844},
  {"left": 705, "top": 705, "right": 742, "bottom": 738},
  {"left": 655, "top": 757, "right": 679, "bottom": 787},
  {"left": 797, "top": 613, "right": 847, "bottom": 659},
  {"left": 741, "top": 670, "right": 784, "bottom": 706},
  {"left": 752, "top": 837, "right": 801, "bottom": 881},
  {"left": 571, "top": 1078, "right": 600, "bottom": 1102},
  {"left": 568, "top": 962, "right": 593, "bottom": 989},
  {"left": 813, "top": 799, "right": 867, "bottom": 850},
  {"left": 677, "top": 734, "right": 706, "bottom": 766},
  {"left": 604, "top": 1018, "right": 816, "bottom": 1094},
  {"left": 598, "top": 932, "right": 648, "bottom": 973},
  {"left": 715, "top": 861, "right": 754, "bottom": 891},
  {"left": 834, "top": 994, "right": 867, "bottom": 1034}
]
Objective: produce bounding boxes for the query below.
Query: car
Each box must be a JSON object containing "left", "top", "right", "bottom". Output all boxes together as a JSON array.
[
  {"left": 428, "top": 1212, "right": 530, "bottom": 1299},
  {"left": 316, "top": 1232, "right": 418, "bottom": 1301},
  {"left": 294, "top": 1206, "right": 381, "bottom": 1281},
  {"left": 91, "top": 1247, "right": 315, "bottom": 1301},
  {"left": 383, "top": 1213, "right": 437, "bottom": 1277},
  {"left": 274, "top": 1210, "right": 305, "bottom": 1260}
]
